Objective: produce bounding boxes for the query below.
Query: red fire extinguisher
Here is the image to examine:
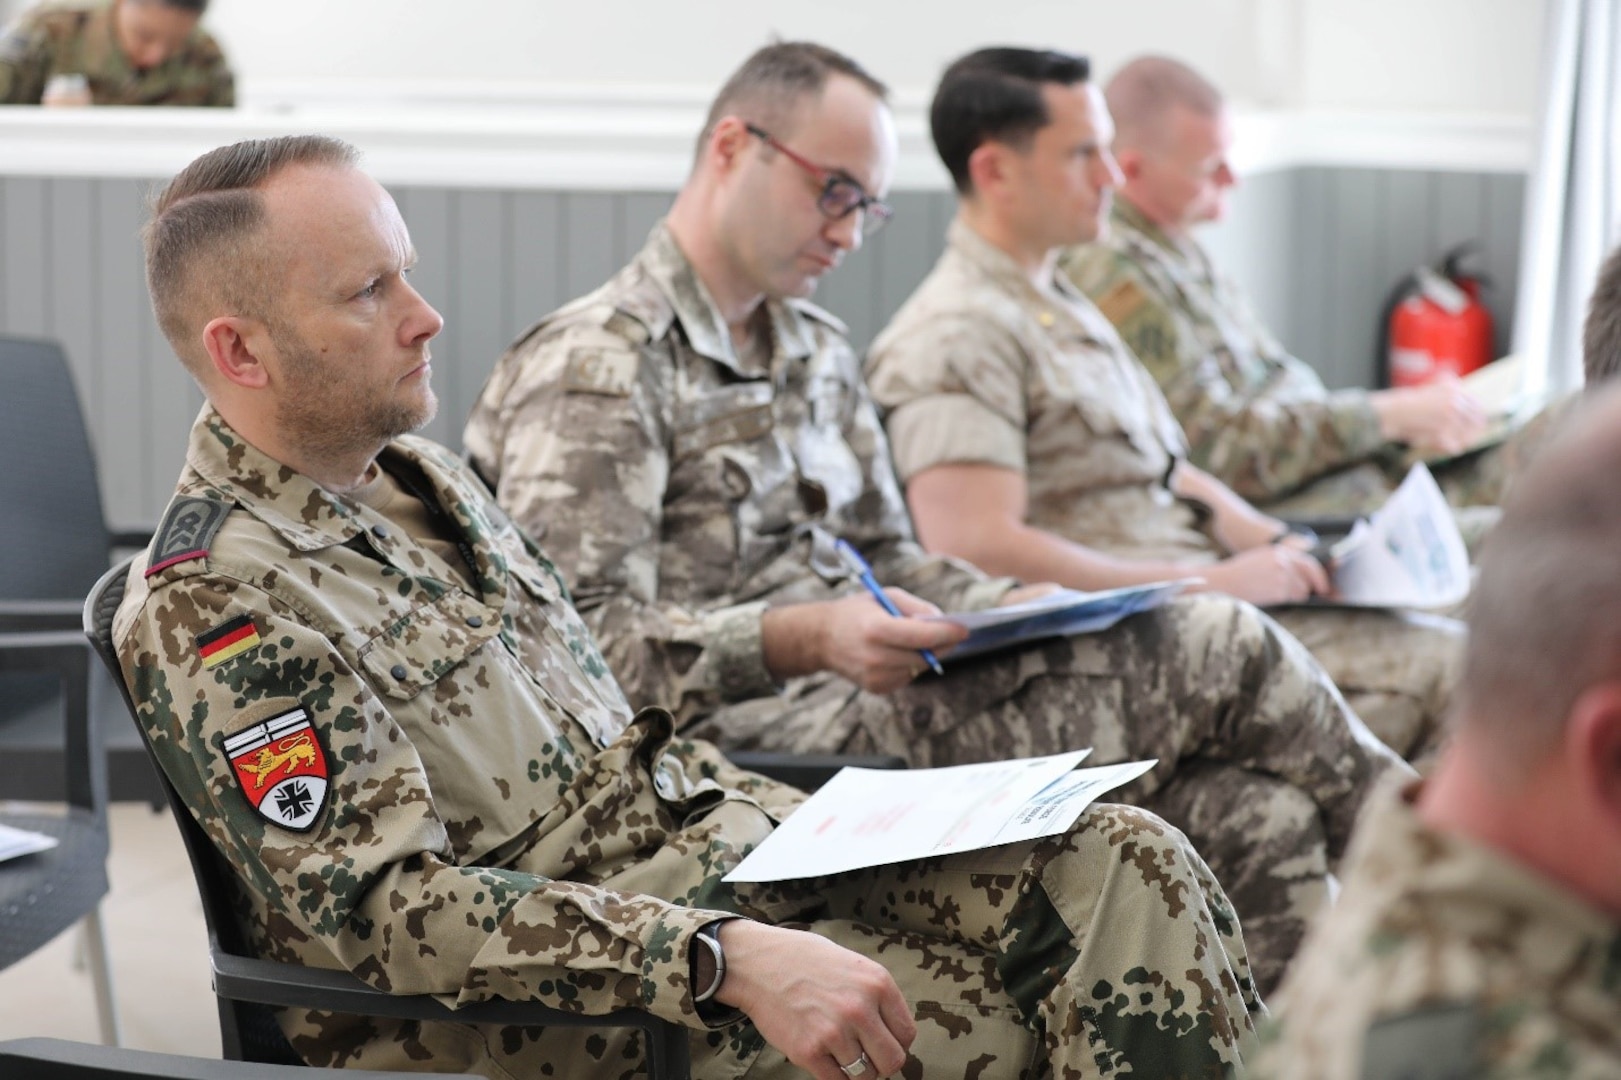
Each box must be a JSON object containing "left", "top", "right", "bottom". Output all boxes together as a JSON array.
[{"left": 1378, "top": 244, "right": 1495, "bottom": 388}]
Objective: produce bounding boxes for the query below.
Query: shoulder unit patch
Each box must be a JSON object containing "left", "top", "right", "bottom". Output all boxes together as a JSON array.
[
  {"left": 146, "top": 495, "right": 231, "bottom": 577},
  {"left": 222, "top": 706, "right": 329, "bottom": 832},
  {"left": 1093, "top": 278, "right": 1148, "bottom": 328}
]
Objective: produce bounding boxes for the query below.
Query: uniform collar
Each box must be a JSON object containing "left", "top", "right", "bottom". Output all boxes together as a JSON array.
[
  {"left": 637, "top": 223, "right": 821, "bottom": 377},
  {"left": 1356, "top": 781, "right": 1621, "bottom": 981},
  {"left": 1112, "top": 198, "right": 1210, "bottom": 276},
  {"left": 183, "top": 405, "right": 498, "bottom": 560},
  {"left": 946, "top": 216, "right": 1090, "bottom": 310}
]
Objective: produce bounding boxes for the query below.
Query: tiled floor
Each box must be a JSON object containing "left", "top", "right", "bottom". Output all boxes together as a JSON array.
[{"left": 0, "top": 801, "right": 218, "bottom": 1055}]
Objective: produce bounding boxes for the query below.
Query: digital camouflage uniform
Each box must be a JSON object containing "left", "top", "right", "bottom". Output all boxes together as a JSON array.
[
  {"left": 117, "top": 406, "right": 1267, "bottom": 1078},
  {"left": 866, "top": 218, "right": 1463, "bottom": 769},
  {"left": 464, "top": 223, "right": 1413, "bottom": 994},
  {"left": 1060, "top": 200, "right": 1536, "bottom": 525},
  {"left": 0, "top": 1, "right": 233, "bottom": 106},
  {"left": 1248, "top": 783, "right": 1621, "bottom": 1080}
]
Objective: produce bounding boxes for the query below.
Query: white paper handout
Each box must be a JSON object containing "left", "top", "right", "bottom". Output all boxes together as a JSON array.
[
  {"left": 723, "top": 752, "right": 1157, "bottom": 883},
  {"left": 1330, "top": 464, "right": 1470, "bottom": 609},
  {"left": 1420, "top": 355, "right": 1548, "bottom": 467},
  {"left": 928, "top": 581, "right": 1187, "bottom": 661},
  {"left": 0, "top": 822, "right": 59, "bottom": 863}
]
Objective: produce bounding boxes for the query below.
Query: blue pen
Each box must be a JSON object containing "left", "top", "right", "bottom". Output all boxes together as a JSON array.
[{"left": 834, "top": 538, "right": 945, "bottom": 676}]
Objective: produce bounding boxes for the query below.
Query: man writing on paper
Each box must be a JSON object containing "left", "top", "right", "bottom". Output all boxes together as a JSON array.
[
  {"left": 1248, "top": 382, "right": 1621, "bottom": 1080},
  {"left": 465, "top": 40, "right": 1411, "bottom": 993},
  {"left": 0, "top": 0, "right": 232, "bottom": 107},
  {"left": 865, "top": 47, "right": 1463, "bottom": 770},
  {"left": 1060, "top": 55, "right": 1547, "bottom": 525},
  {"left": 118, "top": 131, "right": 1266, "bottom": 1079}
]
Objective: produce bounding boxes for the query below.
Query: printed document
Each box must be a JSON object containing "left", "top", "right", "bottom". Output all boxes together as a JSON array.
[
  {"left": 1419, "top": 354, "right": 1546, "bottom": 467},
  {"left": 929, "top": 582, "right": 1186, "bottom": 661},
  {"left": 1330, "top": 464, "right": 1470, "bottom": 608},
  {"left": 724, "top": 752, "right": 1156, "bottom": 883},
  {"left": 0, "top": 822, "right": 58, "bottom": 863}
]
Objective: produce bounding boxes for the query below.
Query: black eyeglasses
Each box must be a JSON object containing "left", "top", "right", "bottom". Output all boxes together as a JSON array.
[{"left": 745, "top": 123, "right": 893, "bottom": 236}]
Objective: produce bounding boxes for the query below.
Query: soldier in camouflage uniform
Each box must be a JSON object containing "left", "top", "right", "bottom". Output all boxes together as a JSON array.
[
  {"left": 866, "top": 49, "right": 1462, "bottom": 769},
  {"left": 466, "top": 43, "right": 1413, "bottom": 996},
  {"left": 1249, "top": 384, "right": 1621, "bottom": 1080},
  {"left": 120, "top": 131, "right": 1269, "bottom": 1079},
  {"left": 1060, "top": 55, "right": 1543, "bottom": 527},
  {"left": 0, "top": 0, "right": 232, "bottom": 106}
]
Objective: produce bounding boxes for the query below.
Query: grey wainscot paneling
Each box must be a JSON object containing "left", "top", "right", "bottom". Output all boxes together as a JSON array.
[{"left": 0, "top": 168, "right": 1525, "bottom": 530}]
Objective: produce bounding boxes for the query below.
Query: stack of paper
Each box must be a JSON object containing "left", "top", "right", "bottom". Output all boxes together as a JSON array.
[
  {"left": 724, "top": 751, "right": 1156, "bottom": 882},
  {"left": 929, "top": 581, "right": 1187, "bottom": 661},
  {"left": 0, "top": 822, "right": 59, "bottom": 864},
  {"left": 1418, "top": 355, "right": 1548, "bottom": 467}
]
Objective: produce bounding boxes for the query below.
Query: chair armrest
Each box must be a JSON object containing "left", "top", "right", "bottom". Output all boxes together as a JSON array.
[
  {"left": 727, "top": 751, "right": 906, "bottom": 792},
  {"left": 0, "top": 630, "right": 105, "bottom": 812},
  {"left": 0, "top": 1036, "right": 434, "bottom": 1079},
  {"left": 0, "top": 599, "right": 83, "bottom": 632},
  {"left": 213, "top": 950, "right": 692, "bottom": 1036},
  {"left": 109, "top": 528, "right": 156, "bottom": 551},
  {"left": 1278, "top": 514, "right": 1362, "bottom": 539}
]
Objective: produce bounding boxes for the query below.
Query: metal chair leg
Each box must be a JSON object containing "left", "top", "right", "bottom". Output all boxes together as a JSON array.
[{"left": 82, "top": 908, "right": 122, "bottom": 1046}]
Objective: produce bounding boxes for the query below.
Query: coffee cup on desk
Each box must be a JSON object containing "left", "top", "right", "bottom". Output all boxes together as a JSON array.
[{"left": 43, "top": 73, "right": 92, "bottom": 107}]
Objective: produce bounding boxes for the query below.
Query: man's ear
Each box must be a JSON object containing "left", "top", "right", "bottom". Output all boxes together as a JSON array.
[
  {"left": 1113, "top": 145, "right": 1147, "bottom": 183},
  {"left": 201, "top": 315, "right": 272, "bottom": 390},
  {"left": 705, "top": 116, "right": 753, "bottom": 177},
  {"left": 1564, "top": 681, "right": 1621, "bottom": 831},
  {"left": 966, "top": 141, "right": 1009, "bottom": 202}
]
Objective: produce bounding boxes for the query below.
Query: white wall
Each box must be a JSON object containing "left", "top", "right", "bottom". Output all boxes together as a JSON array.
[{"left": 187, "top": 0, "right": 1546, "bottom": 116}]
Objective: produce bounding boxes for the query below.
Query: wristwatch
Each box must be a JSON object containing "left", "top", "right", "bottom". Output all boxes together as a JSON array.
[{"left": 691, "top": 923, "right": 727, "bottom": 1004}]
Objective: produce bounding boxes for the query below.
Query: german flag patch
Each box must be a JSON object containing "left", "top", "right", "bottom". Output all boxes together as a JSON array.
[{"left": 197, "top": 614, "right": 261, "bottom": 669}]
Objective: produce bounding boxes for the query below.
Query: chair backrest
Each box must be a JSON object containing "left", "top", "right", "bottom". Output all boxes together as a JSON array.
[
  {"left": 0, "top": 336, "right": 113, "bottom": 601},
  {"left": 85, "top": 557, "right": 300, "bottom": 1064}
]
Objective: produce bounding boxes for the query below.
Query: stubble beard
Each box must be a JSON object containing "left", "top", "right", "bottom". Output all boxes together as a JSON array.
[{"left": 273, "top": 329, "right": 437, "bottom": 462}]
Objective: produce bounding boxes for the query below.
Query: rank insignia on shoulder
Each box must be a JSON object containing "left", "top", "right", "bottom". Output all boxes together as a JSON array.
[
  {"left": 1094, "top": 278, "right": 1147, "bottom": 327},
  {"left": 222, "top": 707, "right": 329, "bottom": 832},
  {"left": 146, "top": 496, "right": 231, "bottom": 577},
  {"left": 197, "top": 614, "right": 261, "bottom": 669}
]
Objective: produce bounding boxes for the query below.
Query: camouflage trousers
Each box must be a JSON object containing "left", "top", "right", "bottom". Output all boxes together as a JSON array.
[
  {"left": 689, "top": 593, "right": 1413, "bottom": 995},
  {"left": 1271, "top": 607, "right": 1464, "bottom": 767},
  {"left": 283, "top": 793, "right": 1262, "bottom": 1078}
]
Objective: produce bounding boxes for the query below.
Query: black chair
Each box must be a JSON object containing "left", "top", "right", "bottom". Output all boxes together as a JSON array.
[
  {"left": 0, "top": 627, "right": 120, "bottom": 1044},
  {"left": 0, "top": 334, "right": 157, "bottom": 804},
  {"left": 0, "top": 1037, "right": 434, "bottom": 1080},
  {"left": 84, "top": 558, "right": 692, "bottom": 1078}
]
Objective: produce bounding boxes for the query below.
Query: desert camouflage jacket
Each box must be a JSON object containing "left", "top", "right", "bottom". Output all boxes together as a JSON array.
[
  {"left": 465, "top": 225, "right": 1011, "bottom": 738},
  {"left": 1062, "top": 200, "right": 1386, "bottom": 502},
  {"left": 867, "top": 217, "right": 1212, "bottom": 562}
]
